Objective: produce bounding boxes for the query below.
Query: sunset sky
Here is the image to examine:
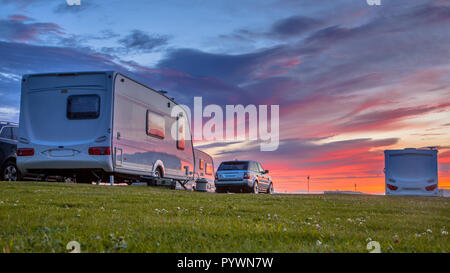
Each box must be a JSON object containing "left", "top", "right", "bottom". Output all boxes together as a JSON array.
[{"left": 0, "top": 0, "right": 449, "bottom": 193}]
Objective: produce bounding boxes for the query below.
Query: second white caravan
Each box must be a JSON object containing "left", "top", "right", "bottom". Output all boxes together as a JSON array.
[
  {"left": 17, "top": 71, "right": 201, "bottom": 186},
  {"left": 384, "top": 148, "right": 438, "bottom": 196}
]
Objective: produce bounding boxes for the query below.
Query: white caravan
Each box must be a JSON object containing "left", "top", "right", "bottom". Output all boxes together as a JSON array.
[
  {"left": 17, "top": 71, "right": 200, "bottom": 186},
  {"left": 384, "top": 148, "right": 438, "bottom": 196}
]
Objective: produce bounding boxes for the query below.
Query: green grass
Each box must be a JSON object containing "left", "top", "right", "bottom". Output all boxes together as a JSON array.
[{"left": 0, "top": 182, "right": 448, "bottom": 253}]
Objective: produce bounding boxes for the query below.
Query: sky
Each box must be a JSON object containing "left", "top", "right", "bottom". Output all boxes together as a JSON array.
[{"left": 0, "top": 0, "right": 449, "bottom": 193}]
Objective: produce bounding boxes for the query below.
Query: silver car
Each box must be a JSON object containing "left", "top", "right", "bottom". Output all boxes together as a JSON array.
[{"left": 215, "top": 160, "right": 273, "bottom": 194}]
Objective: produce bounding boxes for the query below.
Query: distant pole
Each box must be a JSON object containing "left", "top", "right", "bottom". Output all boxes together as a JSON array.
[
  {"left": 354, "top": 183, "right": 357, "bottom": 192},
  {"left": 307, "top": 176, "right": 310, "bottom": 193}
]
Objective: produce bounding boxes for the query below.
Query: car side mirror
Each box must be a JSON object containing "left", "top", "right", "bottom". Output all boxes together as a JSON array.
[{"left": 264, "top": 170, "right": 269, "bottom": 174}]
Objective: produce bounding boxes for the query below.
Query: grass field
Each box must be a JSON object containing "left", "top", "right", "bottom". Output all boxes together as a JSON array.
[{"left": 0, "top": 181, "right": 448, "bottom": 253}]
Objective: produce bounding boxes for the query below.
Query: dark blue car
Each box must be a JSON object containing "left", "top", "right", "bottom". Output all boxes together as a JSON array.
[
  {"left": 215, "top": 160, "right": 273, "bottom": 194},
  {"left": 0, "top": 121, "right": 20, "bottom": 181}
]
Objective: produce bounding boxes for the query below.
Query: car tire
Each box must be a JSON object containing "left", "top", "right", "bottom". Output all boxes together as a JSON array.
[
  {"left": 266, "top": 183, "right": 274, "bottom": 194},
  {"left": 1, "top": 160, "right": 21, "bottom": 182},
  {"left": 253, "top": 181, "right": 259, "bottom": 194}
]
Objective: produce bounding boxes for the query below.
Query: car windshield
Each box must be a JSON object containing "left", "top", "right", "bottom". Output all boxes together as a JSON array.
[{"left": 218, "top": 162, "right": 249, "bottom": 171}]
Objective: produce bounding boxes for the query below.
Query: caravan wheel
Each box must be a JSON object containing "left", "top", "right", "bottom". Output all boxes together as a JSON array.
[
  {"left": 148, "top": 167, "right": 162, "bottom": 186},
  {"left": 154, "top": 169, "right": 161, "bottom": 178}
]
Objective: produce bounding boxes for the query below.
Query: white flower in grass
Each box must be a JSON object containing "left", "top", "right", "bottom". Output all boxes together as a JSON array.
[
  {"left": 316, "top": 240, "right": 322, "bottom": 247},
  {"left": 442, "top": 231, "right": 448, "bottom": 235},
  {"left": 426, "top": 229, "right": 432, "bottom": 234},
  {"left": 283, "top": 227, "right": 287, "bottom": 232},
  {"left": 393, "top": 234, "right": 399, "bottom": 243},
  {"left": 347, "top": 218, "right": 352, "bottom": 223}
]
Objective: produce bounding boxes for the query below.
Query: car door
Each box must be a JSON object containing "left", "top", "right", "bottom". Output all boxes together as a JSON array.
[
  {"left": 0, "top": 127, "right": 7, "bottom": 165},
  {"left": 249, "top": 162, "right": 260, "bottom": 189},
  {"left": 0, "top": 127, "right": 16, "bottom": 165},
  {"left": 256, "top": 162, "right": 269, "bottom": 190}
]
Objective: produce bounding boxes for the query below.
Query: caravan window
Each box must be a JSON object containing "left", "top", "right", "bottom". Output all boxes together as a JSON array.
[
  {"left": 199, "top": 159, "right": 204, "bottom": 170},
  {"left": 205, "top": 163, "right": 213, "bottom": 175},
  {"left": 177, "top": 117, "right": 185, "bottom": 150},
  {"left": 146, "top": 111, "right": 165, "bottom": 139},
  {"left": 67, "top": 95, "right": 100, "bottom": 120}
]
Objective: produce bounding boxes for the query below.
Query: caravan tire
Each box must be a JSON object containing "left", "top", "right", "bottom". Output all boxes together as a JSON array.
[
  {"left": 154, "top": 168, "right": 162, "bottom": 178},
  {"left": 148, "top": 167, "right": 162, "bottom": 186}
]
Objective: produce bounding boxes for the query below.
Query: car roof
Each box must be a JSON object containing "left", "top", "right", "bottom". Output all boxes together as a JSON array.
[
  {"left": 0, "top": 121, "right": 18, "bottom": 129},
  {"left": 220, "top": 160, "right": 257, "bottom": 164}
]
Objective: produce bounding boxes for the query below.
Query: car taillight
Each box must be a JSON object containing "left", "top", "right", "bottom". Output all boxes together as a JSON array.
[
  {"left": 215, "top": 173, "right": 218, "bottom": 180},
  {"left": 425, "top": 184, "right": 437, "bottom": 191},
  {"left": 243, "top": 172, "right": 250, "bottom": 179},
  {"left": 387, "top": 184, "right": 398, "bottom": 190},
  {"left": 17, "top": 148, "right": 34, "bottom": 156},
  {"left": 88, "top": 146, "right": 111, "bottom": 155}
]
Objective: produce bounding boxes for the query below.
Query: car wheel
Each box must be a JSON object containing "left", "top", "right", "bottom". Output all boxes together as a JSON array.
[
  {"left": 266, "top": 183, "right": 274, "bottom": 194},
  {"left": 2, "top": 161, "right": 20, "bottom": 182},
  {"left": 253, "top": 181, "right": 259, "bottom": 194}
]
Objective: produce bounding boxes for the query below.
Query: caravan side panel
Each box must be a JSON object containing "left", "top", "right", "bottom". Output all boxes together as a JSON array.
[{"left": 112, "top": 75, "right": 194, "bottom": 180}]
